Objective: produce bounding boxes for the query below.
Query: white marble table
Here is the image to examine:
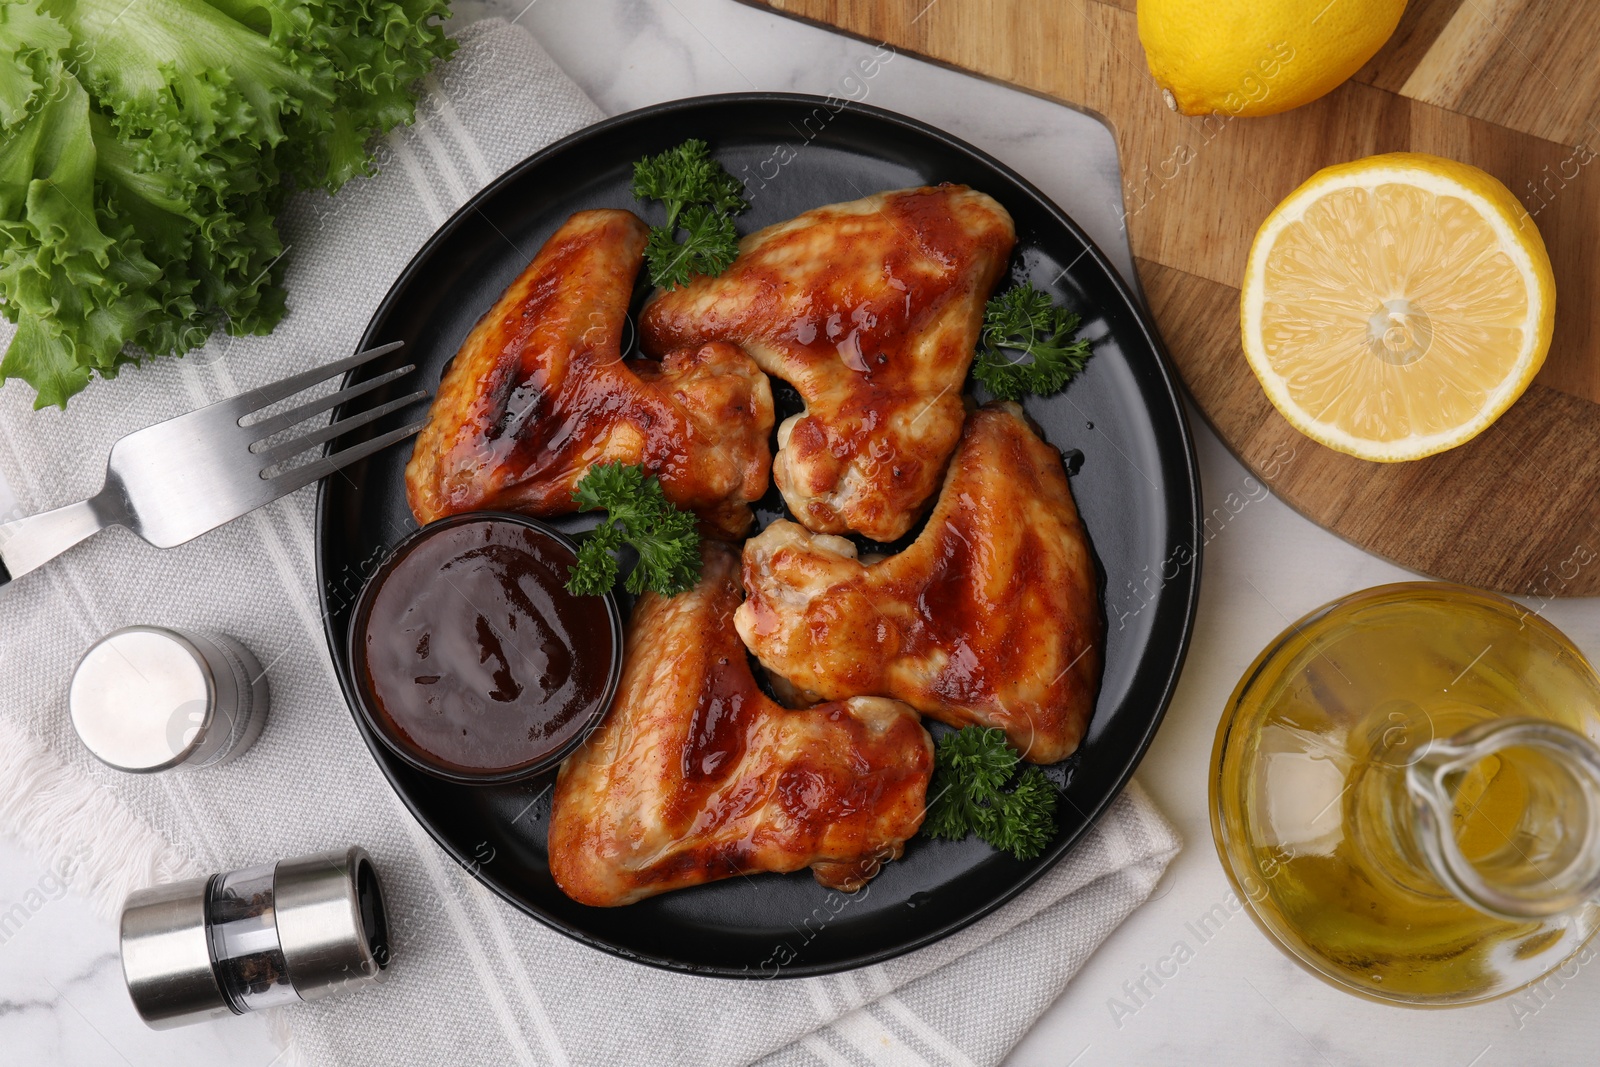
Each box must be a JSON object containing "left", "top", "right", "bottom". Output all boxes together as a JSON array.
[{"left": 7, "top": 1, "right": 1600, "bottom": 1064}]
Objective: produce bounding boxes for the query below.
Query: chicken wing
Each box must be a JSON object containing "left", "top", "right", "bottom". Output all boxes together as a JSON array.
[
  {"left": 405, "top": 209, "right": 773, "bottom": 537},
  {"left": 639, "top": 186, "right": 1015, "bottom": 542},
  {"left": 736, "top": 403, "right": 1102, "bottom": 764},
  {"left": 549, "top": 542, "right": 933, "bottom": 907}
]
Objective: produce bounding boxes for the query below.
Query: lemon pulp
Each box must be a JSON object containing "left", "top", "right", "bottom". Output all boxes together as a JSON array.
[{"left": 1241, "top": 154, "right": 1555, "bottom": 461}]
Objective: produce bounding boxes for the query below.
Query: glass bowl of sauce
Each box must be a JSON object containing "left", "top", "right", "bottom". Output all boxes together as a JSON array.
[{"left": 348, "top": 513, "right": 622, "bottom": 785}]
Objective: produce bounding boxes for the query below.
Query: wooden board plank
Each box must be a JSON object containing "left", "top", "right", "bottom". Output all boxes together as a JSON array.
[
  {"left": 756, "top": 0, "right": 1600, "bottom": 594},
  {"left": 1141, "top": 257, "right": 1600, "bottom": 597},
  {"left": 1356, "top": 0, "right": 1600, "bottom": 146}
]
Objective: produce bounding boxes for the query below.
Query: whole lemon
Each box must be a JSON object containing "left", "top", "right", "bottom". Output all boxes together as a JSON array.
[{"left": 1137, "top": 0, "right": 1407, "bottom": 117}]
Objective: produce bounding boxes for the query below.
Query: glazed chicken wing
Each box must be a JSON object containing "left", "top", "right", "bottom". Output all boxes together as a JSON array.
[
  {"left": 640, "top": 186, "right": 1015, "bottom": 542},
  {"left": 405, "top": 210, "right": 773, "bottom": 537},
  {"left": 736, "top": 403, "right": 1102, "bottom": 764},
  {"left": 549, "top": 542, "right": 933, "bottom": 907}
]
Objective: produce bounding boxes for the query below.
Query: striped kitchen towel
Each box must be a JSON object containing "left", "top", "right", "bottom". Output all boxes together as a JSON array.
[{"left": 0, "top": 17, "right": 1180, "bottom": 1067}]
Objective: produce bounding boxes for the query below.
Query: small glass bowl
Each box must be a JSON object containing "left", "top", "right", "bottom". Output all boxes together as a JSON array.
[{"left": 346, "top": 512, "right": 623, "bottom": 786}]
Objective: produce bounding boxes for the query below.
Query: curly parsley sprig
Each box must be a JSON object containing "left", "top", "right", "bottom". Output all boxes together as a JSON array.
[
  {"left": 971, "top": 283, "right": 1093, "bottom": 401},
  {"left": 631, "top": 139, "right": 748, "bottom": 289},
  {"left": 924, "top": 726, "right": 1059, "bottom": 860},
  {"left": 565, "top": 462, "right": 701, "bottom": 598}
]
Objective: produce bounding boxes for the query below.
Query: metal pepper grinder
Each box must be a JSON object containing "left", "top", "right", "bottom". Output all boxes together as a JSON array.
[{"left": 119, "top": 846, "right": 390, "bottom": 1029}]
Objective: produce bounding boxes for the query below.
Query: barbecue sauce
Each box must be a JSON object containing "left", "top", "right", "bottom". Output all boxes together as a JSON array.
[{"left": 358, "top": 518, "right": 616, "bottom": 776}]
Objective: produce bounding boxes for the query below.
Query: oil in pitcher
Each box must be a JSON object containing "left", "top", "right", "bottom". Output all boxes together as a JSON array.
[{"left": 1211, "top": 582, "right": 1600, "bottom": 1005}]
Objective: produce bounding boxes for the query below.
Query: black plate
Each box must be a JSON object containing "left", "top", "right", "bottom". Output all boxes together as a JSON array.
[{"left": 315, "top": 93, "right": 1201, "bottom": 977}]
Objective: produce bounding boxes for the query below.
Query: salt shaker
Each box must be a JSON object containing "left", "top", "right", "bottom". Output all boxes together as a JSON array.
[{"left": 69, "top": 625, "right": 268, "bottom": 772}]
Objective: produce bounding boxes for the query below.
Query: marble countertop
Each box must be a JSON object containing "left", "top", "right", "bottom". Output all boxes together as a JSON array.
[{"left": 6, "top": 1, "right": 1600, "bottom": 1064}]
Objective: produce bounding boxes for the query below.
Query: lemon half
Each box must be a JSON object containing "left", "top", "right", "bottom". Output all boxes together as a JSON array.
[{"left": 1240, "top": 153, "right": 1555, "bottom": 462}]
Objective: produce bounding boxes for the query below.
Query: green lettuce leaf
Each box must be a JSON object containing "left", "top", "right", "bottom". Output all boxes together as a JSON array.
[
  {"left": 0, "top": 0, "right": 455, "bottom": 407},
  {"left": 0, "top": 16, "right": 160, "bottom": 407}
]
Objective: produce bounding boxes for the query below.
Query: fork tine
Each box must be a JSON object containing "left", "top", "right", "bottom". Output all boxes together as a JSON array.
[
  {"left": 235, "top": 341, "right": 405, "bottom": 418},
  {"left": 261, "top": 419, "right": 428, "bottom": 499},
  {"left": 246, "top": 362, "right": 417, "bottom": 443},
  {"left": 255, "top": 390, "right": 430, "bottom": 468}
]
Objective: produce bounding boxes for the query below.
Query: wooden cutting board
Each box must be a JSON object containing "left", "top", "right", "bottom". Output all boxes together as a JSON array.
[{"left": 752, "top": 0, "right": 1600, "bottom": 597}]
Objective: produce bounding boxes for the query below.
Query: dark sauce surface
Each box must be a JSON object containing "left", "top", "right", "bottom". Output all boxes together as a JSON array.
[{"left": 360, "top": 520, "right": 614, "bottom": 774}]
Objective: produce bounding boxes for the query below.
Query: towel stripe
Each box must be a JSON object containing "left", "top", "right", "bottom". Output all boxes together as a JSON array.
[
  {"left": 803, "top": 976, "right": 836, "bottom": 1018},
  {"left": 412, "top": 119, "right": 474, "bottom": 210},
  {"left": 471, "top": 878, "right": 574, "bottom": 1067},
  {"left": 388, "top": 134, "right": 450, "bottom": 228},
  {"left": 0, "top": 457, "right": 14, "bottom": 520},
  {"left": 831, "top": 1009, "right": 933, "bottom": 1067},
  {"left": 878, "top": 994, "right": 977, "bottom": 1067},
  {"left": 832, "top": 968, "right": 864, "bottom": 1011},
  {"left": 800, "top": 1032, "right": 856, "bottom": 1067},
  {"left": 424, "top": 74, "right": 496, "bottom": 185}
]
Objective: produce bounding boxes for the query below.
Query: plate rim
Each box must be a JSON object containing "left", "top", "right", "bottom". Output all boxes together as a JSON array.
[{"left": 314, "top": 90, "right": 1203, "bottom": 978}]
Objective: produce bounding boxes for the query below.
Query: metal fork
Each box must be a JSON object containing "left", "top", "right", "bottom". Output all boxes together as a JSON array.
[{"left": 0, "top": 343, "right": 427, "bottom": 591}]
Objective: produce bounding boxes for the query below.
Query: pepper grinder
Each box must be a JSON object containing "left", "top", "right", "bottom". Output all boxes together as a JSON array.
[{"left": 119, "top": 846, "right": 390, "bottom": 1029}]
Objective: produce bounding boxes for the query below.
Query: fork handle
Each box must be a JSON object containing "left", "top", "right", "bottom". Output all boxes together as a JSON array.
[{"left": 0, "top": 495, "right": 116, "bottom": 590}]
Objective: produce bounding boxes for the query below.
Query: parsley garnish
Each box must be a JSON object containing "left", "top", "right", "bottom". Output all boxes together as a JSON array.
[
  {"left": 631, "top": 139, "right": 748, "bottom": 289},
  {"left": 924, "top": 726, "right": 1059, "bottom": 860},
  {"left": 565, "top": 462, "right": 702, "bottom": 598},
  {"left": 971, "top": 283, "right": 1093, "bottom": 401}
]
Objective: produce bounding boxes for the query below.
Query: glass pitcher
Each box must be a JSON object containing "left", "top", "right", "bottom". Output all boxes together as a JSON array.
[{"left": 1211, "top": 582, "right": 1600, "bottom": 1006}]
